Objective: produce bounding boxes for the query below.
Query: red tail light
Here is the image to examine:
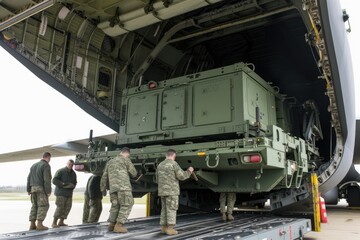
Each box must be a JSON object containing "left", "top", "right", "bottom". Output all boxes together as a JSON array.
[
  {"left": 243, "top": 154, "right": 262, "bottom": 163},
  {"left": 148, "top": 81, "right": 158, "bottom": 89},
  {"left": 250, "top": 155, "right": 261, "bottom": 163},
  {"left": 75, "top": 164, "right": 85, "bottom": 171}
]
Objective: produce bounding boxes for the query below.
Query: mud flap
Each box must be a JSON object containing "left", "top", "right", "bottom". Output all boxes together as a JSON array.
[{"left": 269, "top": 173, "right": 321, "bottom": 232}]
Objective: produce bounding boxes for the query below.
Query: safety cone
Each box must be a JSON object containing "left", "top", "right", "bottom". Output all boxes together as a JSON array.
[{"left": 319, "top": 196, "right": 328, "bottom": 223}]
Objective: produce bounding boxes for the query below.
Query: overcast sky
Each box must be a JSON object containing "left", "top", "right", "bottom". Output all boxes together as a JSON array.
[
  {"left": 0, "top": 0, "right": 358, "bottom": 187},
  {"left": 0, "top": 43, "right": 114, "bottom": 187}
]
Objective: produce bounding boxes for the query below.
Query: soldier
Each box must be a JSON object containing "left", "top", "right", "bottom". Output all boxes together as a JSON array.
[
  {"left": 83, "top": 174, "right": 103, "bottom": 223},
  {"left": 219, "top": 192, "right": 236, "bottom": 221},
  {"left": 52, "top": 159, "right": 77, "bottom": 228},
  {"left": 156, "top": 149, "right": 194, "bottom": 235},
  {"left": 100, "top": 147, "right": 137, "bottom": 233},
  {"left": 27, "top": 152, "right": 52, "bottom": 231}
]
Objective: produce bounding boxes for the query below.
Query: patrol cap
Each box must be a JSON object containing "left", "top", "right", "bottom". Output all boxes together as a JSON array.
[{"left": 120, "top": 147, "right": 130, "bottom": 153}]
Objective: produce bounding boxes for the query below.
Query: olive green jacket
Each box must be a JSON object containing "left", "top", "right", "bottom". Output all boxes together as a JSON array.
[
  {"left": 26, "top": 159, "right": 52, "bottom": 194},
  {"left": 52, "top": 167, "right": 77, "bottom": 197},
  {"left": 85, "top": 175, "right": 102, "bottom": 200}
]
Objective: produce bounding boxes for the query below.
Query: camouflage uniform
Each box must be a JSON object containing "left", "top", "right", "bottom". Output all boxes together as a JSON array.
[
  {"left": 83, "top": 195, "right": 90, "bottom": 223},
  {"left": 83, "top": 197, "right": 103, "bottom": 223},
  {"left": 156, "top": 159, "right": 191, "bottom": 226},
  {"left": 52, "top": 167, "right": 77, "bottom": 220},
  {"left": 83, "top": 175, "right": 103, "bottom": 223},
  {"left": 88, "top": 199, "right": 102, "bottom": 223},
  {"left": 27, "top": 159, "right": 52, "bottom": 221},
  {"left": 100, "top": 155, "right": 137, "bottom": 224},
  {"left": 29, "top": 186, "right": 50, "bottom": 221},
  {"left": 219, "top": 192, "right": 236, "bottom": 215},
  {"left": 54, "top": 196, "right": 73, "bottom": 219}
]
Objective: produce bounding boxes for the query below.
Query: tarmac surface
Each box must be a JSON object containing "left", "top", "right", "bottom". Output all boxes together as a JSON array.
[{"left": 305, "top": 203, "right": 360, "bottom": 240}]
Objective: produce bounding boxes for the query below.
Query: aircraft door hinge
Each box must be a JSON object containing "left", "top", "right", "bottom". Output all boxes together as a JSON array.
[
  {"left": 144, "top": 0, "right": 156, "bottom": 14},
  {"left": 343, "top": 9, "right": 351, "bottom": 33},
  {"left": 162, "top": 0, "right": 173, "bottom": 8},
  {"left": 109, "top": 7, "right": 123, "bottom": 28}
]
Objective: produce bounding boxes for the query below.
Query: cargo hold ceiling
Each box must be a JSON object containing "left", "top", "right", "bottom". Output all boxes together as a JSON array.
[{"left": 58, "top": 0, "right": 224, "bottom": 37}]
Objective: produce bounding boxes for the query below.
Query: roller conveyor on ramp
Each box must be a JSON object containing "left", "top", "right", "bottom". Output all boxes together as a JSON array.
[{"left": 0, "top": 213, "right": 311, "bottom": 240}]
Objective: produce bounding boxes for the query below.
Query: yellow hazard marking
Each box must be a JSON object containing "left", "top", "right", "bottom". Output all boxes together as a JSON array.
[
  {"left": 311, "top": 173, "right": 321, "bottom": 232},
  {"left": 146, "top": 193, "right": 151, "bottom": 217}
]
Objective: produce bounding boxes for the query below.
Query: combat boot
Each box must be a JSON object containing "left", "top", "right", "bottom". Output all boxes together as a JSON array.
[
  {"left": 52, "top": 218, "right": 59, "bottom": 228},
  {"left": 29, "top": 220, "right": 36, "bottom": 230},
  {"left": 36, "top": 220, "right": 49, "bottom": 231},
  {"left": 227, "top": 213, "right": 234, "bottom": 221},
  {"left": 221, "top": 213, "right": 227, "bottom": 221},
  {"left": 113, "top": 222, "right": 128, "bottom": 233},
  {"left": 160, "top": 225, "right": 167, "bottom": 234},
  {"left": 165, "top": 225, "right": 178, "bottom": 235},
  {"left": 58, "top": 218, "right": 68, "bottom": 226},
  {"left": 108, "top": 222, "right": 115, "bottom": 231}
]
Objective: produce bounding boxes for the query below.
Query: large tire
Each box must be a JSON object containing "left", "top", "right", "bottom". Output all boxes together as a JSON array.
[
  {"left": 323, "top": 187, "right": 339, "bottom": 205},
  {"left": 347, "top": 186, "right": 360, "bottom": 207}
]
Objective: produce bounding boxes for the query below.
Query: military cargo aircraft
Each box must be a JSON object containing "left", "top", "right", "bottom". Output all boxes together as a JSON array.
[{"left": 0, "top": 0, "right": 359, "bottom": 212}]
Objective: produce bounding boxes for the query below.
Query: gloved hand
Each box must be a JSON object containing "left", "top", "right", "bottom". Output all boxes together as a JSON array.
[
  {"left": 191, "top": 171, "right": 198, "bottom": 181},
  {"left": 102, "top": 190, "right": 107, "bottom": 196},
  {"left": 137, "top": 168, "right": 146, "bottom": 177}
]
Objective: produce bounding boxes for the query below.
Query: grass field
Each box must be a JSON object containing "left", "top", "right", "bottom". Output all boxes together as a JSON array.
[{"left": 0, "top": 192, "right": 147, "bottom": 204}]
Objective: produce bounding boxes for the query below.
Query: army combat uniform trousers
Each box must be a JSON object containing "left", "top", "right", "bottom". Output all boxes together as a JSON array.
[
  {"left": 219, "top": 192, "right": 236, "bottom": 214},
  {"left": 29, "top": 189, "right": 49, "bottom": 221},
  {"left": 82, "top": 195, "right": 90, "bottom": 223},
  {"left": 160, "top": 195, "right": 179, "bottom": 226},
  {"left": 109, "top": 191, "right": 134, "bottom": 224},
  {"left": 54, "top": 196, "right": 72, "bottom": 219},
  {"left": 83, "top": 195, "right": 103, "bottom": 223}
]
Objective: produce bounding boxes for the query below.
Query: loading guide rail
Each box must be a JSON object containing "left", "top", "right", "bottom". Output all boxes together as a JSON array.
[{"left": 0, "top": 212, "right": 311, "bottom": 240}]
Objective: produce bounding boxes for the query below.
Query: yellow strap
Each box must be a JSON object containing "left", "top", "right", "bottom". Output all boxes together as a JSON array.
[
  {"left": 308, "top": 12, "right": 320, "bottom": 44},
  {"left": 307, "top": 12, "right": 331, "bottom": 89},
  {"left": 323, "top": 71, "right": 332, "bottom": 89}
]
